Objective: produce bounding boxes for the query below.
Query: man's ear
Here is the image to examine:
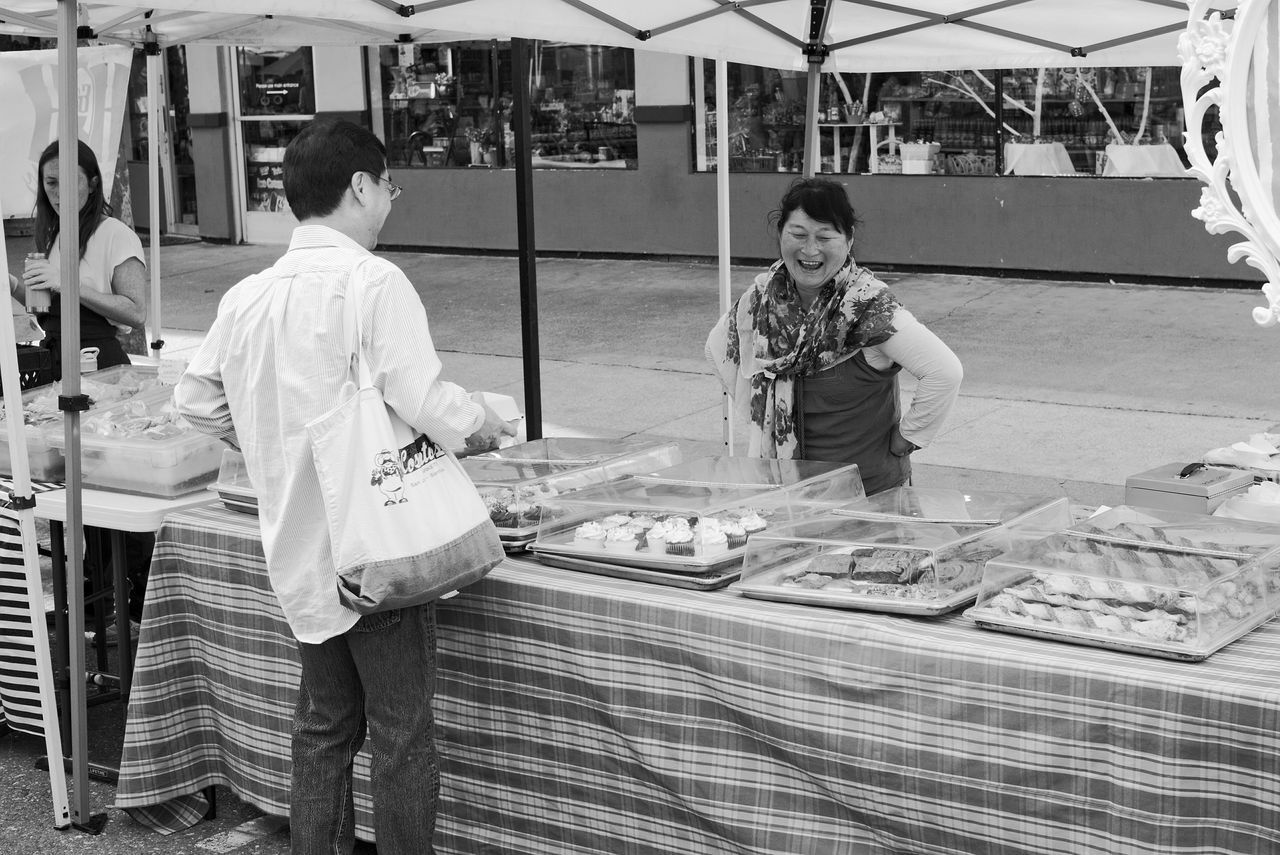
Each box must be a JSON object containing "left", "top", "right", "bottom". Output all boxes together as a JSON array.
[{"left": 349, "top": 171, "right": 368, "bottom": 206}]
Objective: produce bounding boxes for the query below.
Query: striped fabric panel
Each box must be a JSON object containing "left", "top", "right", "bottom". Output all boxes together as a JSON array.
[
  {"left": 116, "top": 506, "right": 1280, "bottom": 853},
  {"left": 0, "top": 479, "right": 69, "bottom": 737}
]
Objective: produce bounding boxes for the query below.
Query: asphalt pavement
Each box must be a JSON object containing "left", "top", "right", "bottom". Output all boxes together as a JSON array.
[{"left": 1, "top": 234, "right": 1278, "bottom": 851}]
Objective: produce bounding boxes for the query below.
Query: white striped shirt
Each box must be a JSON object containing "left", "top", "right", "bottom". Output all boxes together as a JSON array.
[{"left": 174, "top": 226, "right": 483, "bottom": 642}]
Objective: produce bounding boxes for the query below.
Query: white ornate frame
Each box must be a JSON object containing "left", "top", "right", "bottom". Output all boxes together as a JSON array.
[{"left": 1181, "top": 0, "right": 1280, "bottom": 326}]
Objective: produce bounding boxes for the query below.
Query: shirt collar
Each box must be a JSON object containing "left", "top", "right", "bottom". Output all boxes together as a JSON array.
[{"left": 286, "top": 224, "right": 371, "bottom": 256}]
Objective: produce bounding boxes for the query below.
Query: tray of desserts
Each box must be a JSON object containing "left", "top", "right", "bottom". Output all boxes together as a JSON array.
[
  {"left": 465, "top": 437, "right": 682, "bottom": 550},
  {"left": 966, "top": 505, "right": 1280, "bottom": 660},
  {"left": 532, "top": 551, "right": 740, "bottom": 590},
  {"left": 732, "top": 492, "right": 1071, "bottom": 615},
  {"left": 529, "top": 507, "right": 764, "bottom": 574},
  {"left": 529, "top": 460, "right": 869, "bottom": 577}
]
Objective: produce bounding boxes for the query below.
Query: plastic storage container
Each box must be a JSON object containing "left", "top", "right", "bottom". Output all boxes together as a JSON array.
[
  {"left": 210, "top": 448, "right": 256, "bottom": 514},
  {"left": 966, "top": 505, "right": 1280, "bottom": 660},
  {"left": 637, "top": 456, "right": 865, "bottom": 504},
  {"left": 833, "top": 487, "right": 1069, "bottom": 525},
  {"left": 462, "top": 437, "right": 682, "bottom": 548},
  {"left": 527, "top": 473, "right": 854, "bottom": 586},
  {"left": 49, "top": 388, "right": 224, "bottom": 497},
  {"left": 734, "top": 492, "right": 1070, "bottom": 615},
  {"left": 0, "top": 364, "right": 163, "bottom": 480}
]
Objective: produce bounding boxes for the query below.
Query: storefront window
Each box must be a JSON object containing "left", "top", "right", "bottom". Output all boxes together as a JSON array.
[
  {"left": 238, "top": 47, "right": 315, "bottom": 116},
  {"left": 378, "top": 41, "right": 636, "bottom": 169},
  {"left": 694, "top": 62, "right": 1192, "bottom": 178}
]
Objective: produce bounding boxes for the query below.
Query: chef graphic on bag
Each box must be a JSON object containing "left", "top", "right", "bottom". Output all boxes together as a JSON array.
[{"left": 370, "top": 449, "right": 408, "bottom": 505}]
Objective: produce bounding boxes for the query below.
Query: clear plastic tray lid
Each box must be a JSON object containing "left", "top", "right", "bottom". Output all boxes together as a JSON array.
[
  {"left": 746, "top": 514, "right": 995, "bottom": 551},
  {"left": 542, "top": 475, "right": 777, "bottom": 514},
  {"left": 835, "top": 487, "right": 1066, "bottom": 526},
  {"left": 468, "top": 435, "right": 670, "bottom": 465},
  {"left": 636, "top": 455, "right": 856, "bottom": 489},
  {"left": 461, "top": 457, "right": 588, "bottom": 485},
  {"left": 1066, "top": 504, "right": 1280, "bottom": 556}
]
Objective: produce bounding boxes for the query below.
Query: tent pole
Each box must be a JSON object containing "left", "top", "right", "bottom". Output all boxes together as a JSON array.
[
  {"left": 716, "top": 57, "right": 732, "bottom": 453},
  {"left": 803, "top": 64, "right": 821, "bottom": 177},
  {"left": 146, "top": 40, "right": 163, "bottom": 359},
  {"left": 512, "top": 37, "right": 541, "bottom": 439},
  {"left": 57, "top": 0, "right": 97, "bottom": 830}
]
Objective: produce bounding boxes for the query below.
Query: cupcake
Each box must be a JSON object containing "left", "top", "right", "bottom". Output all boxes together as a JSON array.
[
  {"left": 644, "top": 519, "right": 670, "bottom": 553},
  {"left": 694, "top": 525, "right": 729, "bottom": 557},
  {"left": 721, "top": 519, "right": 747, "bottom": 549},
  {"left": 628, "top": 514, "right": 657, "bottom": 532},
  {"left": 508, "top": 499, "right": 539, "bottom": 527},
  {"left": 573, "top": 520, "right": 607, "bottom": 549},
  {"left": 737, "top": 511, "right": 768, "bottom": 535},
  {"left": 601, "top": 513, "right": 633, "bottom": 530},
  {"left": 604, "top": 526, "right": 639, "bottom": 553},
  {"left": 483, "top": 491, "right": 516, "bottom": 527},
  {"left": 664, "top": 526, "right": 695, "bottom": 557}
]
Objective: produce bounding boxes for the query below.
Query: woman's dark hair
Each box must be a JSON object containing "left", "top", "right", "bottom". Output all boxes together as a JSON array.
[
  {"left": 283, "top": 118, "right": 387, "bottom": 220},
  {"left": 768, "top": 177, "right": 860, "bottom": 238},
  {"left": 33, "top": 139, "right": 109, "bottom": 258}
]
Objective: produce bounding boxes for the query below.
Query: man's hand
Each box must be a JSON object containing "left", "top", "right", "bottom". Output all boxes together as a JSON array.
[{"left": 465, "top": 393, "right": 518, "bottom": 451}]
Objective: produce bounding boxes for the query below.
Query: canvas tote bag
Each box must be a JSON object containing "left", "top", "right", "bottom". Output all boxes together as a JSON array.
[{"left": 306, "top": 258, "right": 504, "bottom": 614}]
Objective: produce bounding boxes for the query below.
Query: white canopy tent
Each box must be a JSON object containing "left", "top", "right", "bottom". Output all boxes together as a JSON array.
[{"left": 0, "top": 0, "right": 1194, "bottom": 832}]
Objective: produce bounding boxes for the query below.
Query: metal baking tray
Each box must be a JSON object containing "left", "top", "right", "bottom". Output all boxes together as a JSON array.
[
  {"left": 731, "top": 557, "right": 980, "bottom": 616},
  {"left": 528, "top": 539, "right": 744, "bottom": 575},
  {"left": 534, "top": 552, "right": 740, "bottom": 590},
  {"left": 967, "top": 613, "right": 1273, "bottom": 662}
]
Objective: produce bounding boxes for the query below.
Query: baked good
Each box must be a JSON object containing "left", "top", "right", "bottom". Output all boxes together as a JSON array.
[
  {"left": 665, "top": 526, "right": 695, "bottom": 557},
  {"left": 573, "top": 521, "right": 606, "bottom": 549},
  {"left": 604, "top": 526, "right": 639, "bottom": 553}
]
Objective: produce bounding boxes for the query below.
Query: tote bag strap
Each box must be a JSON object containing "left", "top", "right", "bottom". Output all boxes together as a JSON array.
[{"left": 340, "top": 256, "right": 375, "bottom": 389}]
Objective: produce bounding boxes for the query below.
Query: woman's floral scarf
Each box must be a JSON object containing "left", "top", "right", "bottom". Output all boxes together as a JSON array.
[{"left": 705, "top": 256, "right": 900, "bottom": 458}]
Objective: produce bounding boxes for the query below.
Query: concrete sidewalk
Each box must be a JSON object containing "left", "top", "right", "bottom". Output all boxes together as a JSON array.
[
  {"left": 137, "top": 239, "right": 1278, "bottom": 508},
  {"left": 11, "top": 234, "right": 1280, "bottom": 505}
]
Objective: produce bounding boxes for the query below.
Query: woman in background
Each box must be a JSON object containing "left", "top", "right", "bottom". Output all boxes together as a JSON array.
[
  {"left": 706, "top": 177, "right": 962, "bottom": 494},
  {"left": 8, "top": 139, "right": 147, "bottom": 379},
  {"left": 7, "top": 139, "right": 151, "bottom": 628}
]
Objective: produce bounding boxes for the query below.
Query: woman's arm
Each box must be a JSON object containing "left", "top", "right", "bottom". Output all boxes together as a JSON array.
[
  {"left": 869, "top": 307, "right": 963, "bottom": 451},
  {"left": 82, "top": 256, "right": 147, "bottom": 328}
]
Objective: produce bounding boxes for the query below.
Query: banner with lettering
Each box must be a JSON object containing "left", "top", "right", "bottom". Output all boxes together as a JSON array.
[{"left": 0, "top": 46, "right": 133, "bottom": 220}]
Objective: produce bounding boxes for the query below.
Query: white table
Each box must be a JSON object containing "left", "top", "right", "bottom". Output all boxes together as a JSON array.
[
  {"left": 1102, "top": 143, "right": 1188, "bottom": 178},
  {"left": 818, "top": 122, "right": 899, "bottom": 173},
  {"left": 1003, "top": 142, "right": 1077, "bottom": 175},
  {"left": 37, "top": 486, "right": 216, "bottom": 754}
]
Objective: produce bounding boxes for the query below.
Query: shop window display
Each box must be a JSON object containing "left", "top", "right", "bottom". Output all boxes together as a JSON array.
[
  {"left": 694, "top": 61, "right": 1195, "bottom": 178},
  {"left": 379, "top": 41, "right": 636, "bottom": 169}
]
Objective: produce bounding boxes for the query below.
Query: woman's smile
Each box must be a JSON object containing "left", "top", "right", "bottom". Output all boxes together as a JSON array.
[{"left": 779, "top": 209, "right": 854, "bottom": 291}]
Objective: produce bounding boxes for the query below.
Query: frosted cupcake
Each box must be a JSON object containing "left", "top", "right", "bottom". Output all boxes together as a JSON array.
[
  {"left": 664, "top": 526, "right": 695, "bottom": 557},
  {"left": 737, "top": 511, "right": 768, "bottom": 535},
  {"left": 573, "top": 520, "right": 607, "bottom": 550},
  {"left": 604, "top": 526, "right": 639, "bottom": 553},
  {"left": 694, "top": 525, "right": 729, "bottom": 557},
  {"left": 644, "top": 519, "right": 670, "bottom": 553},
  {"left": 601, "top": 513, "right": 634, "bottom": 530},
  {"left": 721, "top": 519, "right": 747, "bottom": 550}
]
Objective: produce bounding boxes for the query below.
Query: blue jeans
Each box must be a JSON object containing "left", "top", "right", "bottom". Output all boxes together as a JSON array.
[{"left": 290, "top": 604, "right": 439, "bottom": 855}]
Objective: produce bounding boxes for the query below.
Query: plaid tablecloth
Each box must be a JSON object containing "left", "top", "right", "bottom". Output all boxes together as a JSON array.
[{"left": 115, "top": 504, "right": 1280, "bottom": 854}]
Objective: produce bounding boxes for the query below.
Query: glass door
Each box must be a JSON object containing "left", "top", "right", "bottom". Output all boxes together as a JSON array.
[{"left": 233, "top": 46, "right": 315, "bottom": 244}]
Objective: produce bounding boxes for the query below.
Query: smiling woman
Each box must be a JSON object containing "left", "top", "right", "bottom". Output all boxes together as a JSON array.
[{"left": 705, "top": 177, "right": 963, "bottom": 495}]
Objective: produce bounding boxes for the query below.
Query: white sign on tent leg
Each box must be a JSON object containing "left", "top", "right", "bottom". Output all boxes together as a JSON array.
[{"left": 0, "top": 202, "right": 71, "bottom": 830}]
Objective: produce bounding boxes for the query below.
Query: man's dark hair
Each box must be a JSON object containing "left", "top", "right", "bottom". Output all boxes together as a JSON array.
[{"left": 283, "top": 119, "right": 387, "bottom": 220}]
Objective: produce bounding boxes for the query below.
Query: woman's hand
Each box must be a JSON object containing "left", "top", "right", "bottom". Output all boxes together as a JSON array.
[
  {"left": 889, "top": 425, "right": 919, "bottom": 457},
  {"left": 21, "top": 257, "right": 58, "bottom": 296}
]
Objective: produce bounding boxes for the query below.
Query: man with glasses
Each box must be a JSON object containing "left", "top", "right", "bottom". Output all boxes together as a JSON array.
[{"left": 175, "top": 118, "right": 513, "bottom": 854}]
